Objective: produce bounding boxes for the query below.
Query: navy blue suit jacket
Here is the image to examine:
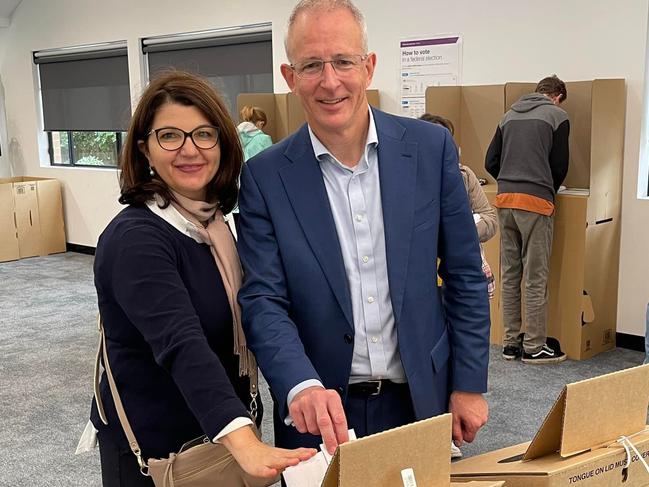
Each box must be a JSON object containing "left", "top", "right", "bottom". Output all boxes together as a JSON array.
[{"left": 237, "top": 108, "right": 490, "bottom": 449}]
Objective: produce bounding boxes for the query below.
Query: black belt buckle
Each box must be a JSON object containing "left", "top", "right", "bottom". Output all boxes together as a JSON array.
[{"left": 366, "top": 379, "right": 382, "bottom": 396}]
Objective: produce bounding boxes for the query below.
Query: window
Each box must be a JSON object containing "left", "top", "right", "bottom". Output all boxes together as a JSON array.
[
  {"left": 48, "top": 131, "right": 127, "bottom": 167},
  {"left": 143, "top": 24, "right": 273, "bottom": 116},
  {"left": 34, "top": 43, "right": 131, "bottom": 167}
]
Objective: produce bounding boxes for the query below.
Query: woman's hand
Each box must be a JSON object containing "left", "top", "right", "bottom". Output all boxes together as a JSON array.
[{"left": 220, "top": 425, "right": 317, "bottom": 478}]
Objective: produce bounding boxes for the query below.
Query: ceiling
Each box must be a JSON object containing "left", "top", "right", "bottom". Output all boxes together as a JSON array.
[{"left": 0, "top": 0, "right": 22, "bottom": 27}]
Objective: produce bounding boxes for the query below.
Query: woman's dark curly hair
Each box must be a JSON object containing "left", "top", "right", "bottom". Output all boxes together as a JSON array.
[{"left": 119, "top": 70, "right": 242, "bottom": 213}]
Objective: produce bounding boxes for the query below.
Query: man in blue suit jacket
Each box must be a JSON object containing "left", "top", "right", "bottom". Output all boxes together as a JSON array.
[{"left": 237, "top": 0, "right": 490, "bottom": 454}]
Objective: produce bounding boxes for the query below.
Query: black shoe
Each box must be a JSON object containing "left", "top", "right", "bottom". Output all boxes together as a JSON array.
[
  {"left": 502, "top": 345, "right": 522, "bottom": 360},
  {"left": 517, "top": 332, "right": 525, "bottom": 347},
  {"left": 522, "top": 343, "right": 567, "bottom": 364}
]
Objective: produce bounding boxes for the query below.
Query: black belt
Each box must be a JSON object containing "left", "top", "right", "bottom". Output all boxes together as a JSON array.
[{"left": 347, "top": 380, "right": 406, "bottom": 397}]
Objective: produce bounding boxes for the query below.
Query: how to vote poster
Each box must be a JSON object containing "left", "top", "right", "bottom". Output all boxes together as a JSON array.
[{"left": 399, "top": 35, "right": 462, "bottom": 118}]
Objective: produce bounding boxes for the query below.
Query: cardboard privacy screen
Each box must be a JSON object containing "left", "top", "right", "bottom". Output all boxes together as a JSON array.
[
  {"left": 321, "top": 413, "right": 452, "bottom": 487},
  {"left": 524, "top": 364, "right": 649, "bottom": 460},
  {"left": 426, "top": 80, "right": 627, "bottom": 362},
  {"left": 452, "top": 365, "right": 649, "bottom": 487},
  {"left": 0, "top": 177, "right": 66, "bottom": 263}
]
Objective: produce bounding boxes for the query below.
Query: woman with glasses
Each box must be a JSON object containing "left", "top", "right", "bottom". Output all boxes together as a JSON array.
[{"left": 90, "top": 70, "right": 314, "bottom": 487}]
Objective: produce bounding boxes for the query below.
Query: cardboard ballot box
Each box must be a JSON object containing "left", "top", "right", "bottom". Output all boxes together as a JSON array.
[
  {"left": 451, "top": 365, "right": 649, "bottom": 487},
  {"left": 316, "top": 413, "right": 505, "bottom": 487},
  {"left": 0, "top": 177, "right": 66, "bottom": 263}
]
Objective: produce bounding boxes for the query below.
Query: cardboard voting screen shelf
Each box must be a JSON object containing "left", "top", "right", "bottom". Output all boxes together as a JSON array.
[
  {"left": 321, "top": 414, "right": 451, "bottom": 487},
  {"left": 0, "top": 177, "right": 66, "bottom": 263},
  {"left": 452, "top": 364, "right": 649, "bottom": 487},
  {"left": 525, "top": 364, "right": 649, "bottom": 460},
  {"left": 448, "top": 480, "right": 505, "bottom": 487},
  {"left": 450, "top": 482, "right": 504, "bottom": 487}
]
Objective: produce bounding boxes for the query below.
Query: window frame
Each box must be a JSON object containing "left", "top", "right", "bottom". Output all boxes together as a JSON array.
[
  {"left": 47, "top": 130, "right": 124, "bottom": 168},
  {"left": 142, "top": 24, "right": 274, "bottom": 117},
  {"left": 34, "top": 41, "right": 130, "bottom": 169}
]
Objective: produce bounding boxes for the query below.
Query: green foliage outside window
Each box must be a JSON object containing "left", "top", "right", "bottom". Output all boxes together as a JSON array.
[
  {"left": 72, "top": 132, "right": 118, "bottom": 166},
  {"left": 49, "top": 131, "right": 125, "bottom": 167}
]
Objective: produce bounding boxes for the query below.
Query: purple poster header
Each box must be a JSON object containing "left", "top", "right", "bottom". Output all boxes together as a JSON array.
[{"left": 400, "top": 37, "right": 459, "bottom": 48}]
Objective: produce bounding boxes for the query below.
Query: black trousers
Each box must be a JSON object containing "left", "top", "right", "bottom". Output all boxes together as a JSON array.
[
  {"left": 344, "top": 381, "right": 416, "bottom": 437},
  {"left": 98, "top": 430, "right": 154, "bottom": 487}
]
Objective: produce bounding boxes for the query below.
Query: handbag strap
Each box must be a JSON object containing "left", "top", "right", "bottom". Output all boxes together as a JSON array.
[
  {"left": 95, "top": 315, "right": 149, "bottom": 473},
  {"left": 93, "top": 314, "right": 260, "bottom": 474},
  {"left": 93, "top": 315, "right": 108, "bottom": 425}
]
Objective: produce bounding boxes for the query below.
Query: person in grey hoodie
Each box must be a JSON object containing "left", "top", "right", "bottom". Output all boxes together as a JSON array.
[{"left": 485, "top": 75, "right": 570, "bottom": 364}]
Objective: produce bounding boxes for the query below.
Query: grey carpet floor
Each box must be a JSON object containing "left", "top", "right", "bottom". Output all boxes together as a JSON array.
[{"left": 0, "top": 252, "right": 645, "bottom": 486}]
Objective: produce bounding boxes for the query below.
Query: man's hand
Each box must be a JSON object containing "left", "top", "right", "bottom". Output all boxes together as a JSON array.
[
  {"left": 449, "top": 391, "right": 488, "bottom": 446},
  {"left": 289, "top": 386, "right": 349, "bottom": 454}
]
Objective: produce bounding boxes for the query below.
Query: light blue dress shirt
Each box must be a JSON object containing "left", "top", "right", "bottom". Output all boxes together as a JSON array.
[{"left": 285, "top": 109, "right": 407, "bottom": 421}]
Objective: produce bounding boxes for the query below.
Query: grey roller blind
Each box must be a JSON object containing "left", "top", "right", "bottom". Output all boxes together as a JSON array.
[
  {"left": 144, "top": 30, "right": 273, "bottom": 115},
  {"left": 147, "top": 40, "right": 273, "bottom": 77},
  {"left": 35, "top": 49, "right": 131, "bottom": 131}
]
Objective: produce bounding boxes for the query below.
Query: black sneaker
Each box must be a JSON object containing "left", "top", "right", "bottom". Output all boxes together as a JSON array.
[
  {"left": 502, "top": 345, "right": 522, "bottom": 360},
  {"left": 522, "top": 343, "right": 567, "bottom": 364}
]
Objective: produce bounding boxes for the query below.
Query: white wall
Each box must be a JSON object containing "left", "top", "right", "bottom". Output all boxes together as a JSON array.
[
  {"left": 0, "top": 27, "right": 10, "bottom": 177},
  {"left": 0, "top": 26, "right": 8, "bottom": 77},
  {"left": 1, "top": 0, "right": 648, "bottom": 336}
]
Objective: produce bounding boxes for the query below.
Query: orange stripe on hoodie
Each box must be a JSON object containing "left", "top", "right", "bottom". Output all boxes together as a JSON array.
[{"left": 494, "top": 193, "right": 554, "bottom": 216}]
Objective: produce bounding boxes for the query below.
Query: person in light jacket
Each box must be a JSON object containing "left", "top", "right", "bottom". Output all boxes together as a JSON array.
[
  {"left": 232, "top": 106, "right": 274, "bottom": 228},
  {"left": 237, "top": 105, "right": 273, "bottom": 161}
]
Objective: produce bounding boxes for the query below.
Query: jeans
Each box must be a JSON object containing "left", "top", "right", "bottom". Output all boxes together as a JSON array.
[{"left": 498, "top": 208, "right": 554, "bottom": 354}]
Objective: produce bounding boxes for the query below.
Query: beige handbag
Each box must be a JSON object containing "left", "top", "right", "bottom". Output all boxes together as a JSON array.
[{"left": 93, "top": 316, "right": 277, "bottom": 487}]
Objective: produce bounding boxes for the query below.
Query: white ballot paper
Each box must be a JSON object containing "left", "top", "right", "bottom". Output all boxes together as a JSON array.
[{"left": 282, "top": 429, "right": 357, "bottom": 487}]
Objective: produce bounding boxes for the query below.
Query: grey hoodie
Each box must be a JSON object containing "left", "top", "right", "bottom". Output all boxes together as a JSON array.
[{"left": 485, "top": 93, "right": 570, "bottom": 203}]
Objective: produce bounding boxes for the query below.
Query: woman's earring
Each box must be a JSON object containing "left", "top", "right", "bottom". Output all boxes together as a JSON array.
[{"left": 149, "top": 166, "right": 155, "bottom": 177}]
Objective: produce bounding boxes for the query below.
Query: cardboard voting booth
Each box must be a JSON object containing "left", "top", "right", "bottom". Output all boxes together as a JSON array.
[
  {"left": 284, "top": 413, "right": 504, "bottom": 487},
  {"left": 451, "top": 365, "right": 649, "bottom": 486},
  {"left": 425, "top": 79, "right": 626, "bottom": 360},
  {"left": 323, "top": 414, "right": 505, "bottom": 487},
  {"left": 0, "top": 177, "right": 66, "bottom": 262},
  {"left": 424, "top": 84, "right": 506, "bottom": 345},
  {"left": 321, "top": 414, "right": 452, "bottom": 487},
  {"left": 237, "top": 90, "right": 380, "bottom": 143}
]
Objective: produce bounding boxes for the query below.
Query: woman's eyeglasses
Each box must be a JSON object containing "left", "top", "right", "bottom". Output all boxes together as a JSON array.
[{"left": 146, "top": 125, "right": 219, "bottom": 151}]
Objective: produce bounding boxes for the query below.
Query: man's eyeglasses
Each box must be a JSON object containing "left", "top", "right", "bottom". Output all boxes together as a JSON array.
[
  {"left": 290, "top": 54, "right": 368, "bottom": 79},
  {"left": 146, "top": 125, "right": 219, "bottom": 151}
]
